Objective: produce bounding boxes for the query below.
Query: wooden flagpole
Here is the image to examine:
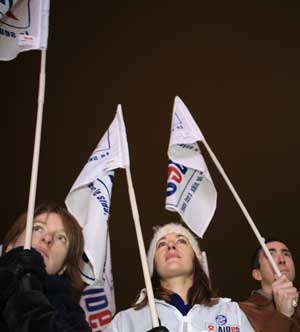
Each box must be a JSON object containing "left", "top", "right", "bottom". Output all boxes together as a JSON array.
[
  {"left": 202, "top": 139, "right": 282, "bottom": 276},
  {"left": 125, "top": 165, "right": 160, "bottom": 328},
  {"left": 202, "top": 139, "right": 297, "bottom": 306},
  {"left": 24, "top": 49, "right": 47, "bottom": 249}
]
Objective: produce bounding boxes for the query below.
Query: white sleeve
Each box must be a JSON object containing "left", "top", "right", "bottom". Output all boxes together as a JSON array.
[{"left": 103, "top": 312, "right": 121, "bottom": 332}]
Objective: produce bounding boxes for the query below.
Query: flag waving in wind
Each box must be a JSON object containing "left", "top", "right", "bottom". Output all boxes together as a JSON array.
[
  {"left": 0, "top": 0, "right": 49, "bottom": 61},
  {"left": 65, "top": 106, "right": 129, "bottom": 330},
  {"left": 165, "top": 96, "right": 217, "bottom": 237}
]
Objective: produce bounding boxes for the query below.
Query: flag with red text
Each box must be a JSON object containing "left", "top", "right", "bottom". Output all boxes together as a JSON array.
[
  {"left": 66, "top": 106, "right": 129, "bottom": 330},
  {"left": 0, "top": 0, "right": 49, "bottom": 61},
  {"left": 165, "top": 96, "right": 217, "bottom": 237}
]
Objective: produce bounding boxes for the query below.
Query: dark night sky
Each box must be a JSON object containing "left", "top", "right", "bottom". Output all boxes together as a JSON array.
[{"left": 1, "top": 1, "right": 300, "bottom": 311}]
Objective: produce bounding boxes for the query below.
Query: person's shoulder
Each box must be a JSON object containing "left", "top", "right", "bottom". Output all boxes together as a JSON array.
[
  {"left": 216, "top": 297, "right": 232, "bottom": 303},
  {"left": 107, "top": 305, "right": 152, "bottom": 331},
  {"left": 239, "top": 291, "right": 272, "bottom": 308},
  {"left": 213, "top": 297, "right": 246, "bottom": 311},
  {"left": 209, "top": 297, "right": 232, "bottom": 306},
  {"left": 114, "top": 305, "right": 148, "bottom": 320}
]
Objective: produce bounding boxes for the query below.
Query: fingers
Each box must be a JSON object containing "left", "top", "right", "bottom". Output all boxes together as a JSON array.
[
  {"left": 272, "top": 275, "right": 298, "bottom": 317},
  {"left": 273, "top": 277, "right": 298, "bottom": 298}
]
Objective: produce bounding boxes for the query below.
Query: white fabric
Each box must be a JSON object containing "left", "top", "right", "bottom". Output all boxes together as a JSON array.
[
  {"left": 104, "top": 297, "right": 254, "bottom": 332},
  {"left": 65, "top": 105, "right": 129, "bottom": 280},
  {"left": 200, "top": 251, "right": 210, "bottom": 280},
  {"left": 0, "top": 0, "right": 49, "bottom": 61},
  {"left": 65, "top": 106, "right": 129, "bottom": 330},
  {"left": 166, "top": 96, "right": 217, "bottom": 238},
  {"left": 79, "top": 233, "right": 116, "bottom": 329},
  {"left": 147, "top": 223, "right": 202, "bottom": 276}
]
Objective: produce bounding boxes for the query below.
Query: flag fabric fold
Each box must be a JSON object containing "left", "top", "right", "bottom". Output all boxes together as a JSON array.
[
  {"left": 0, "top": 0, "right": 49, "bottom": 61},
  {"left": 165, "top": 96, "right": 217, "bottom": 237},
  {"left": 65, "top": 105, "right": 129, "bottom": 330},
  {"left": 79, "top": 233, "right": 116, "bottom": 331}
]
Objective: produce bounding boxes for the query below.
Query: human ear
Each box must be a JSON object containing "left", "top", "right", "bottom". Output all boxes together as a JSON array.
[{"left": 252, "top": 269, "right": 262, "bottom": 281}]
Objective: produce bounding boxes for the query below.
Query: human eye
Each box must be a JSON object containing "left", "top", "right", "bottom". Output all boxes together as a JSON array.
[
  {"left": 56, "top": 233, "right": 68, "bottom": 244},
  {"left": 33, "top": 224, "right": 44, "bottom": 233},
  {"left": 283, "top": 251, "right": 291, "bottom": 257},
  {"left": 269, "top": 249, "right": 276, "bottom": 256},
  {"left": 157, "top": 241, "right": 167, "bottom": 249},
  {"left": 176, "top": 237, "right": 187, "bottom": 245}
]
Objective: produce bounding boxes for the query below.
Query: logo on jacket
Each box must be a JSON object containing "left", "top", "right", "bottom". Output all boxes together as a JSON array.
[
  {"left": 215, "top": 315, "right": 227, "bottom": 325},
  {"left": 206, "top": 318, "right": 240, "bottom": 332}
]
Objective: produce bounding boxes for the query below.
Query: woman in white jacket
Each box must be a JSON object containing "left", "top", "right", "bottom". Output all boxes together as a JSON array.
[{"left": 105, "top": 223, "right": 255, "bottom": 332}]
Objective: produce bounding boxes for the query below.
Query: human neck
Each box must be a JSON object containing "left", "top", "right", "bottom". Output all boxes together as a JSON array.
[
  {"left": 260, "top": 283, "right": 273, "bottom": 295},
  {"left": 160, "top": 275, "right": 193, "bottom": 304}
]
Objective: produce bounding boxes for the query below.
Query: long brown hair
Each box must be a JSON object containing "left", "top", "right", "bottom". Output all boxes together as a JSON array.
[
  {"left": 134, "top": 254, "right": 218, "bottom": 309},
  {"left": 3, "top": 203, "right": 85, "bottom": 302}
]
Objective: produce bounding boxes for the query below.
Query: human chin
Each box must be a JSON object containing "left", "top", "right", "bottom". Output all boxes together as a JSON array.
[
  {"left": 30, "top": 244, "right": 49, "bottom": 265},
  {"left": 45, "top": 263, "right": 58, "bottom": 275}
]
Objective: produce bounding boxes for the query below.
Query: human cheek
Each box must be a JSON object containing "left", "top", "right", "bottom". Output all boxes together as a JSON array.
[
  {"left": 31, "top": 234, "right": 41, "bottom": 247},
  {"left": 154, "top": 253, "right": 164, "bottom": 269}
]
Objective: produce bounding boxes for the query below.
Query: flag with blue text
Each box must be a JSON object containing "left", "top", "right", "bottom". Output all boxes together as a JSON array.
[
  {"left": 65, "top": 105, "right": 129, "bottom": 330},
  {"left": 165, "top": 96, "right": 217, "bottom": 237},
  {"left": 79, "top": 234, "right": 115, "bottom": 331},
  {"left": 0, "top": 0, "right": 49, "bottom": 61}
]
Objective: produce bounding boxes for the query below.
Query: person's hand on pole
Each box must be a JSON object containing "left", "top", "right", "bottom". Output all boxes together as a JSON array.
[
  {"left": 147, "top": 326, "right": 169, "bottom": 332},
  {"left": 273, "top": 274, "right": 299, "bottom": 317},
  {"left": 0, "top": 246, "right": 47, "bottom": 310}
]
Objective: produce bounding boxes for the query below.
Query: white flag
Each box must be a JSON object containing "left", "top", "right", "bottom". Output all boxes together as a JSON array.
[
  {"left": 80, "top": 233, "right": 116, "bottom": 331},
  {"left": 65, "top": 105, "right": 129, "bottom": 330},
  {"left": 0, "top": 0, "right": 49, "bottom": 61},
  {"left": 165, "top": 96, "right": 217, "bottom": 237}
]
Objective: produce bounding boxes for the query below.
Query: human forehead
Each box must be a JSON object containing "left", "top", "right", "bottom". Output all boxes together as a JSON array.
[
  {"left": 260, "top": 241, "right": 291, "bottom": 258},
  {"left": 266, "top": 241, "right": 290, "bottom": 251},
  {"left": 157, "top": 233, "right": 189, "bottom": 243},
  {"left": 34, "top": 212, "right": 66, "bottom": 232}
]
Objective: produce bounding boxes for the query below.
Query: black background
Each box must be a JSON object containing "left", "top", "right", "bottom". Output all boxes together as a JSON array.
[{"left": 1, "top": 1, "right": 300, "bottom": 311}]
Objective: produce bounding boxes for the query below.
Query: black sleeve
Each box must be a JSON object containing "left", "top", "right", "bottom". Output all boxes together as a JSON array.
[
  {"left": 147, "top": 327, "right": 169, "bottom": 332},
  {"left": 0, "top": 248, "right": 91, "bottom": 332},
  {"left": 3, "top": 286, "right": 91, "bottom": 332}
]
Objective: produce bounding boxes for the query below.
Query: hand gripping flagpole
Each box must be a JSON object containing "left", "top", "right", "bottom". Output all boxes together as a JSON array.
[
  {"left": 125, "top": 165, "right": 160, "bottom": 328},
  {"left": 24, "top": 49, "right": 47, "bottom": 249},
  {"left": 202, "top": 139, "right": 297, "bottom": 306}
]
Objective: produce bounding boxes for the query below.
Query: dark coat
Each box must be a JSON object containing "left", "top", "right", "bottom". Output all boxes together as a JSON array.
[
  {"left": 239, "top": 291, "right": 300, "bottom": 332},
  {"left": 0, "top": 275, "right": 91, "bottom": 332}
]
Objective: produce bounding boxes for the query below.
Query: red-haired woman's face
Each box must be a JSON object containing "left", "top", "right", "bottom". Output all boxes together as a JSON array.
[{"left": 7, "top": 212, "right": 69, "bottom": 275}]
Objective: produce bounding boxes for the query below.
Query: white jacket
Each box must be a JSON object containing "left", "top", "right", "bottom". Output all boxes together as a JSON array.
[{"left": 105, "top": 297, "right": 254, "bottom": 332}]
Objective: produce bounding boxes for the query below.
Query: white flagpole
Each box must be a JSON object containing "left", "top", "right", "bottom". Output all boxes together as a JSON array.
[
  {"left": 24, "top": 49, "right": 47, "bottom": 249},
  {"left": 204, "top": 140, "right": 298, "bottom": 306},
  {"left": 125, "top": 165, "right": 160, "bottom": 328},
  {"left": 201, "top": 139, "right": 282, "bottom": 278}
]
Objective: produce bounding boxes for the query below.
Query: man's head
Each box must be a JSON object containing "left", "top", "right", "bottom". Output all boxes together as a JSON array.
[{"left": 251, "top": 239, "right": 295, "bottom": 293}]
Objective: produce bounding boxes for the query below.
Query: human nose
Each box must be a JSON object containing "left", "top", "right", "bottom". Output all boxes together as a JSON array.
[
  {"left": 41, "top": 232, "right": 54, "bottom": 245},
  {"left": 167, "top": 241, "right": 176, "bottom": 250},
  {"left": 277, "top": 253, "right": 286, "bottom": 265}
]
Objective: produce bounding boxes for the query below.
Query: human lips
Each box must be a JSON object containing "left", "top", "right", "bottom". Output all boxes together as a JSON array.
[
  {"left": 35, "top": 246, "right": 49, "bottom": 261},
  {"left": 280, "top": 268, "right": 289, "bottom": 274},
  {"left": 165, "top": 252, "right": 180, "bottom": 261},
  {"left": 278, "top": 267, "right": 291, "bottom": 277}
]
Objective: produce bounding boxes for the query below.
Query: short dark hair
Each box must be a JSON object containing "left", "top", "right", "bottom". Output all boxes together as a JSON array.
[{"left": 251, "top": 238, "right": 290, "bottom": 270}]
